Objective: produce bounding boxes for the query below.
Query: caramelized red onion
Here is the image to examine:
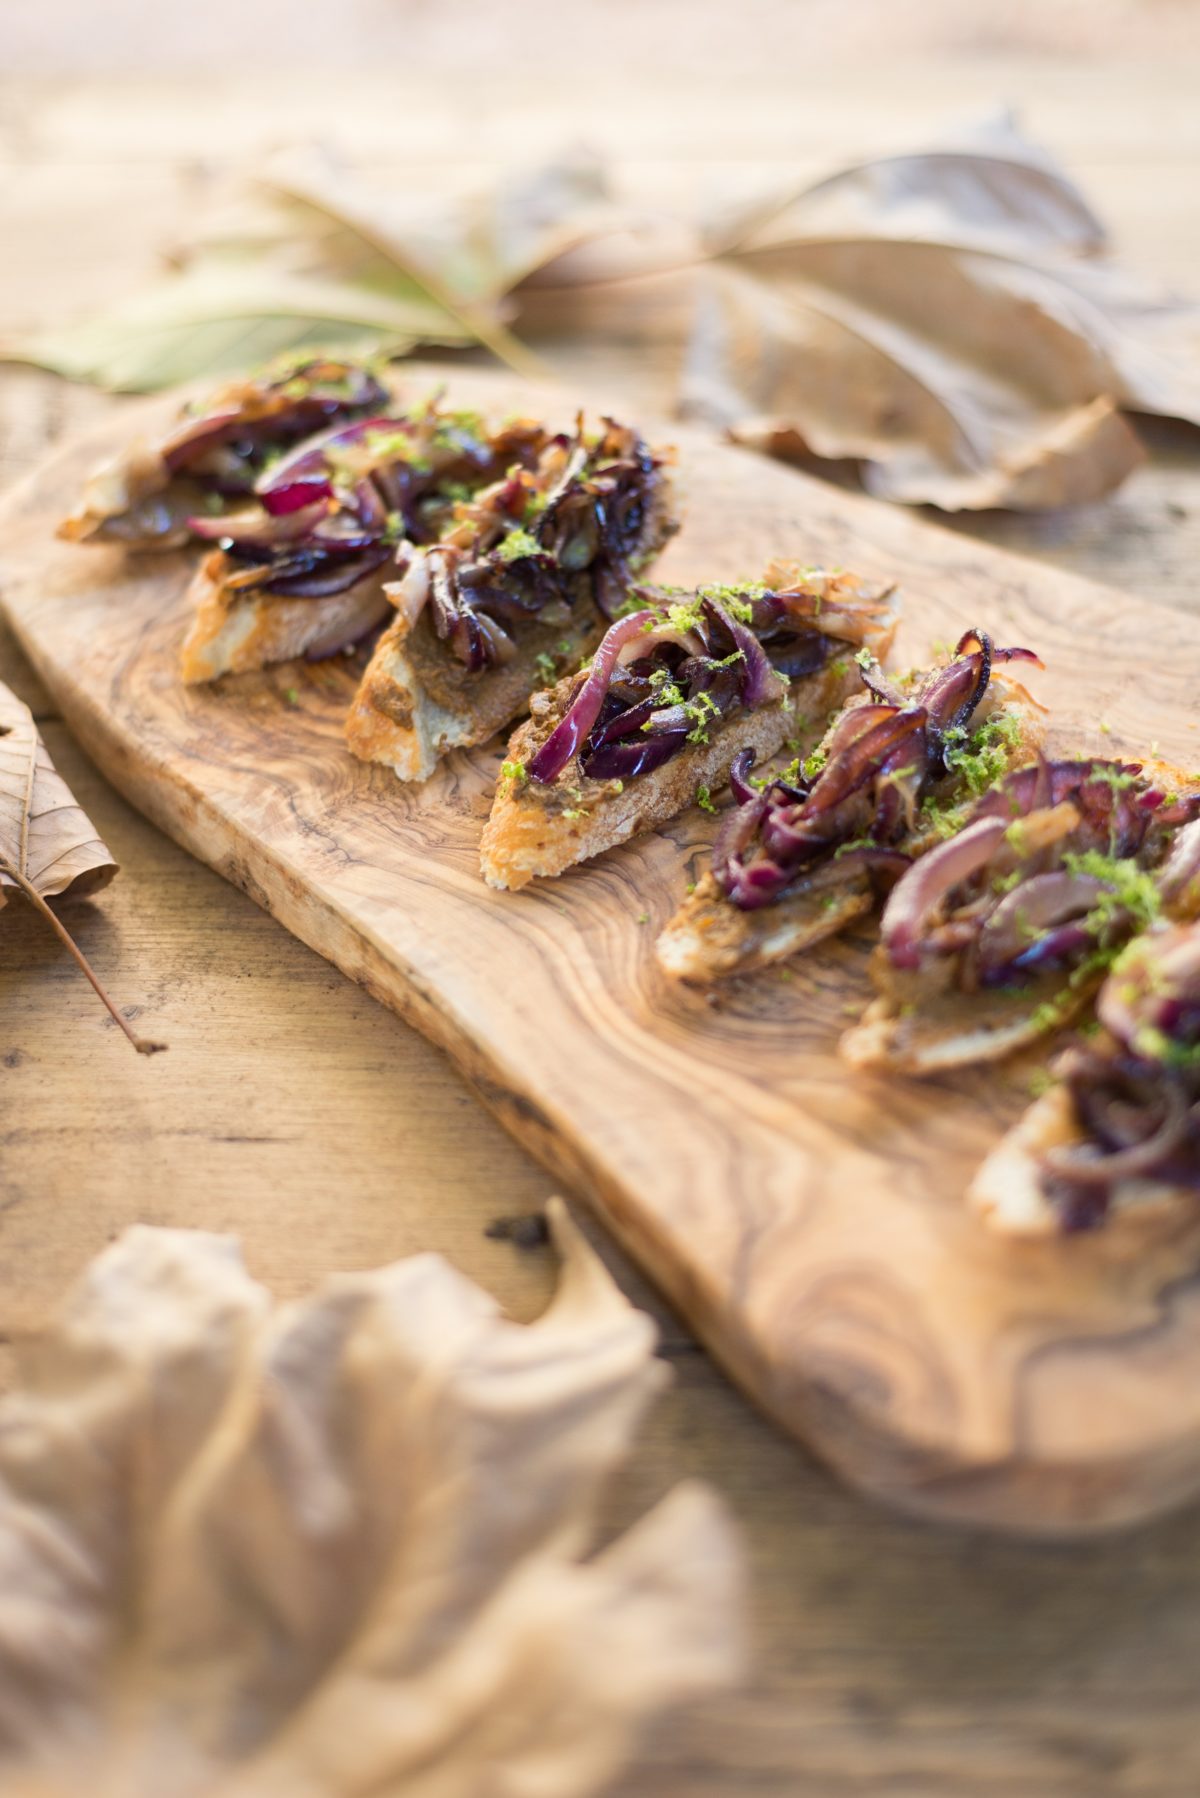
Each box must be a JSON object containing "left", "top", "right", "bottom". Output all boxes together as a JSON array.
[
  {"left": 881, "top": 816, "right": 1010, "bottom": 970},
  {"left": 529, "top": 611, "right": 662, "bottom": 782},
  {"left": 424, "top": 421, "right": 669, "bottom": 677},
  {"left": 160, "top": 359, "right": 388, "bottom": 493},
  {"left": 878, "top": 760, "right": 1200, "bottom": 1012},
  {"left": 1036, "top": 928, "right": 1200, "bottom": 1229},
  {"left": 527, "top": 578, "right": 893, "bottom": 791},
  {"left": 707, "top": 630, "right": 1038, "bottom": 915},
  {"left": 189, "top": 408, "right": 544, "bottom": 604}
]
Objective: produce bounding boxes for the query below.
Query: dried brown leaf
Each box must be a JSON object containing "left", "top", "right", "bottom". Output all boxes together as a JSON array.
[
  {"left": 0, "top": 1200, "right": 743, "bottom": 1798},
  {"left": 682, "top": 113, "right": 1200, "bottom": 510},
  {"left": 0, "top": 680, "right": 163, "bottom": 1052},
  {"left": 0, "top": 679, "right": 115, "bottom": 908}
]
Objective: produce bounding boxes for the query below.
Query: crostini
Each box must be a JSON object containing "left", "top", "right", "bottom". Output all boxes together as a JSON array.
[
  {"left": 479, "top": 565, "right": 898, "bottom": 890},
  {"left": 179, "top": 406, "right": 549, "bottom": 684},
  {"left": 969, "top": 904, "right": 1200, "bottom": 1236},
  {"left": 344, "top": 416, "right": 677, "bottom": 783},
  {"left": 59, "top": 355, "right": 390, "bottom": 550},
  {"left": 841, "top": 756, "right": 1200, "bottom": 1075},
  {"left": 656, "top": 628, "right": 1045, "bottom": 983}
]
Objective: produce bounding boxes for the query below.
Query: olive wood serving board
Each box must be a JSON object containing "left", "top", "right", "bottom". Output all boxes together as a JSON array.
[{"left": 4, "top": 365, "right": 1200, "bottom": 1538}]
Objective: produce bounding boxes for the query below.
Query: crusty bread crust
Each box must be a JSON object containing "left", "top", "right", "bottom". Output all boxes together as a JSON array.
[
  {"left": 656, "top": 668, "right": 1042, "bottom": 985},
  {"left": 969, "top": 1083, "right": 1199, "bottom": 1241},
  {"left": 344, "top": 461, "right": 679, "bottom": 783},
  {"left": 839, "top": 979, "right": 1095, "bottom": 1074},
  {"left": 842, "top": 755, "right": 1200, "bottom": 1075},
  {"left": 657, "top": 868, "right": 873, "bottom": 983},
  {"left": 179, "top": 550, "right": 390, "bottom": 685}
]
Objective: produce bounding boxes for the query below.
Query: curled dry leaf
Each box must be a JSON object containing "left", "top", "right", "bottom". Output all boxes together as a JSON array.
[
  {"left": 0, "top": 1199, "right": 744, "bottom": 1798},
  {"left": 0, "top": 679, "right": 156, "bottom": 1052},
  {"left": 0, "top": 679, "right": 115, "bottom": 909},
  {"left": 681, "top": 113, "right": 1200, "bottom": 510}
]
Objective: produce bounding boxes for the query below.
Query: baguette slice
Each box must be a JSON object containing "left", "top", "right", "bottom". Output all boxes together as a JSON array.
[
  {"left": 657, "top": 665, "right": 1044, "bottom": 984},
  {"left": 58, "top": 355, "right": 389, "bottom": 550},
  {"left": 841, "top": 759, "right": 1200, "bottom": 1075},
  {"left": 480, "top": 567, "right": 898, "bottom": 891},
  {"left": 966, "top": 1084, "right": 1196, "bottom": 1239},
  {"left": 180, "top": 551, "right": 391, "bottom": 685},
  {"left": 841, "top": 976, "right": 1094, "bottom": 1076},
  {"left": 345, "top": 426, "right": 678, "bottom": 783},
  {"left": 973, "top": 917, "right": 1200, "bottom": 1239}
]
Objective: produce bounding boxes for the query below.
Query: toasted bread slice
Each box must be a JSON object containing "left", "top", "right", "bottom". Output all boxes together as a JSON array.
[
  {"left": 657, "top": 667, "right": 1043, "bottom": 985},
  {"left": 344, "top": 599, "right": 605, "bottom": 784},
  {"left": 481, "top": 691, "right": 789, "bottom": 892},
  {"left": 657, "top": 866, "right": 874, "bottom": 982},
  {"left": 839, "top": 977, "right": 1095, "bottom": 1074},
  {"left": 480, "top": 568, "right": 899, "bottom": 892},
  {"left": 59, "top": 356, "right": 389, "bottom": 550},
  {"left": 180, "top": 550, "right": 390, "bottom": 685},
  {"left": 968, "top": 1083, "right": 1197, "bottom": 1240},
  {"left": 843, "top": 756, "right": 1200, "bottom": 1075}
]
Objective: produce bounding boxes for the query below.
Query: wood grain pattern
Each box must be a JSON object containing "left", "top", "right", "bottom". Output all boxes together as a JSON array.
[{"left": 5, "top": 364, "right": 1200, "bottom": 1536}]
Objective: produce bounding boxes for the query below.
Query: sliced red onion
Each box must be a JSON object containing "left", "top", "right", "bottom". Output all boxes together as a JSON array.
[
  {"left": 971, "top": 759, "right": 1141, "bottom": 826},
  {"left": 880, "top": 815, "right": 1010, "bottom": 970},
  {"left": 160, "top": 407, "right": 246, "bottom": 474},
  {"left": 1042, "top": 1082, "right": 1190, "bottom": 1187},
  {"left": 803, "top": 707, "right": 926, "bottom": 819},
  {"left": 1099, "top": 925, "right": 1200, "bottom": 1048},
  {"left": 706, "top": 600, "right": 777, "bottom": 707},
  {"left": 528, "top": 611, "right": 666, "bottom": 784},
  {"left": 728, "top": 747, "right": 760, "bottom": 807},
  {"left": 255, "top": 415, "right": 403, "bottom": 511},
  {"left": 580, "top": 733, "right": 686, "bottom": 780},
  {"left": 187, "top": 501, "right": 330, "bottom": 547},
  {"left": 975, "top": 870, "right": 1107, "bottom": 975},
  {"left": 261, "top": 476, "right": 333, "bottom": 517},
  {"left": 264, "top": 542, "right": 392, "bottom": 599}
]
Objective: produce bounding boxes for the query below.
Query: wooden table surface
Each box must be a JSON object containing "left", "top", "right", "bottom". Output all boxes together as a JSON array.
[{"left": 4, "top": 12, "right": 1200, "bottom": 1792}]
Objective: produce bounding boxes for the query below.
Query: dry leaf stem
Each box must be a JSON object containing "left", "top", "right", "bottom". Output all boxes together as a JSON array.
[{"left": 0, "top": 857, "right": 164, "bottom": 1055}]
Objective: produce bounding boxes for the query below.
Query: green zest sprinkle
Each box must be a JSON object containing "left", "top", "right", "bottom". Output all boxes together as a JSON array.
[
  {"left": 697, "top": 583, "right": 765, "bottom": 619},
  {"left": 1062, "top": 849, "right": 1163, "bottom": 938},
  {"left": 648, "top": 666, "right": 684, "bottom": 708},
  {"left": 500, "top": 759, "right": 527, "bottom": 785},
  {"left": 534, "top": 651, "right": 557, "bottom": 683},
  {"left": 284, "top": 687, "right": 300, "bottom": 707},
  {"left": 943, "top": 709, "right": 1023, "bottom": 797},
  {"left": 497, "top": 527, "right": 542, "bottom": 564},
  {"left": 685, "top": 690, "right": 722, "bottom": 744},
  {"left": 696, "top": 784, "right": 716, "bottom": 813},
  {"left": 636, "top": 910, "right": 650, "bottom": 925},
  {"left": 854, "top": 646, "right": 874, "bottom": 668}
]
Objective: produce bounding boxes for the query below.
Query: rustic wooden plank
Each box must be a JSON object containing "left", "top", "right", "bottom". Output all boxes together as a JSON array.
[{"left": 6, "top": 366, "right": 1200, "bottom": 1537}]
